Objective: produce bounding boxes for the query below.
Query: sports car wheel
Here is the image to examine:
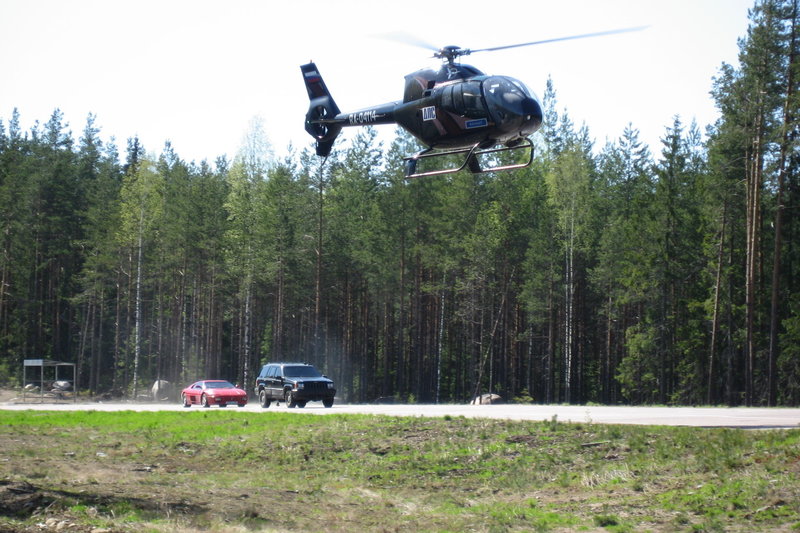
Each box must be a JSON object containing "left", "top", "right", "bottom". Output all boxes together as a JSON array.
[
  {"left": 182, "top": 393, "right": 190, "bottom": 408},
  {"left": 285, "top": 390, "right": 297, "bottom": 408},
  {"left": 259, "top": 389, "right": 271, "bottom": 408},
  {"left": 201, "top": 394, "right": 210, "bottom": 408}
]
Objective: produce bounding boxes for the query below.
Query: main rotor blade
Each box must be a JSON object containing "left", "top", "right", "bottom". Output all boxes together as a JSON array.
[
  {"left": 375, "top": 31, "right": 439, "bottom": 52},
  {"left": 470, "top": 26, "right": 649, "bottom": 54}
]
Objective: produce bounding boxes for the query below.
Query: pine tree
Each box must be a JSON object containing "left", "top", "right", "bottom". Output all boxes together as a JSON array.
[
  {"left": 75, "top": 114, "right": 123, "bottom": 394},
  {"left": 708, "top": 0, "right": 799, "bottom": 405},
  {"left": 592, "top": 125, "right": 653, "bottom": 403}
]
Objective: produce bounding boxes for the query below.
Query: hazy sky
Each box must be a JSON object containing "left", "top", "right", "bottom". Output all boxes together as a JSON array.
[{"left": 1, "top": 0, "right": 754, "bottom": 163}]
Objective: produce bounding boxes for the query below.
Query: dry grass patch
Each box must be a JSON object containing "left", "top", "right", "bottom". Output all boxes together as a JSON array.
[{"left": 0, "top": 410, "right": 798, "bottom": 532}]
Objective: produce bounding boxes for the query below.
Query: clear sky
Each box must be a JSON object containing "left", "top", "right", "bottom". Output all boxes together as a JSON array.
[{"left": 1, "top": 0, "right": 754, "bottom": 164}]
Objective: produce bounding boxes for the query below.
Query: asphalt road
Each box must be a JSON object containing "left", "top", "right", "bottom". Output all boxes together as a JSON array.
[{"left": 2, "top": 399, "right": 800, "bottom": 428}]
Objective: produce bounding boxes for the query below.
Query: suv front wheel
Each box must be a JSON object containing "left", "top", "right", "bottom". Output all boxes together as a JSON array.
[{"left": 285, "top": 390, "right": 297, "bottom": 408}]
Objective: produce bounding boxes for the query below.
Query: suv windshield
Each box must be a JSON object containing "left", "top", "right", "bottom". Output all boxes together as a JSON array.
[{"left": 283, "top": 365, "right": 322, "bottom": 378}]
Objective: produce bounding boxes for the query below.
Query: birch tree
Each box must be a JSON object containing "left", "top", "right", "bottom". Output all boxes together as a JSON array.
[{"left": 118, "top": 155, "right": 163, "bottom": 398}]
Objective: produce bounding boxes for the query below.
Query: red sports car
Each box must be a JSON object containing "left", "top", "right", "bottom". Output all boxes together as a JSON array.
[{"left": 181, "top": 380, "right": 248, "bottom": 408}]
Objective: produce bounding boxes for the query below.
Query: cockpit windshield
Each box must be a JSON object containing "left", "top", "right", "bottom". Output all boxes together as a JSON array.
[{"left": 483, "top": 76, "right": 534, "bottom": 116}]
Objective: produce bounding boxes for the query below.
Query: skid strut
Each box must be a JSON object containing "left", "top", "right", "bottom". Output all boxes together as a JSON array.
[{"left": 404, "top": 138, "right": 534, "bottom": 179}]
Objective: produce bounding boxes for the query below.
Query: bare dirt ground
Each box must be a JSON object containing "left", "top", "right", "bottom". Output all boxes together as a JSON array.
[
  {"left": 2, "top": 389, "right": 799, "bottom": 532},
  {"left": 0, "top": 436, "right": 242, "bottom": 533},
  {"left": 0, "top": 388, "right": 18, "bottom": 403}
]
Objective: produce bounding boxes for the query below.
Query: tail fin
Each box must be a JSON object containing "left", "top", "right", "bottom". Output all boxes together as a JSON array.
[{"left": 301, "top": 62, "right": 343, "bottom": 157}]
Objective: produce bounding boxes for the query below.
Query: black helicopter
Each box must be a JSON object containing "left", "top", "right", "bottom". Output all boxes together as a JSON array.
[{"left": 301, "top": 28, "right": 644, "bottom": 178}]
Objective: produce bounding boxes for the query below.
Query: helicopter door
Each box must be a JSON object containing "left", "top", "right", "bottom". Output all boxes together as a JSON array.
[
  {"left": 440, "top": 81, "right": 488, "bottom": 119},
  {"left": 461, "top": 82, "right": 486, "bottom": 118}
]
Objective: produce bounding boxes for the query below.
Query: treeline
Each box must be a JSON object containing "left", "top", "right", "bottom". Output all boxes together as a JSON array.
[{"left": 1, "top": 0, "right": 798, "bottom": 405}]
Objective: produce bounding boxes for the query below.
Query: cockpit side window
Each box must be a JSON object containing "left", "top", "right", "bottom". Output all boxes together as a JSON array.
[
  {"left": 461, "top": 82, "right": 485, "bottom": 117},
  {"left": 438, "top": 81, "right": 488, "bottom": 118},
  {"left": 441, "top": 85, "right": 453, "bottom": 110}
]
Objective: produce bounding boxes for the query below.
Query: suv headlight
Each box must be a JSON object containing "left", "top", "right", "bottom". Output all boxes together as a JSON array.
[
  {"left": 296, "top": 382, "right": 304, "bottom": 390},
  {"left": 327, "top": 383, "right": 334, "bottom": 389}
]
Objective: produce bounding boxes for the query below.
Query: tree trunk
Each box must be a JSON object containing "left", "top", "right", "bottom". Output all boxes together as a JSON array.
[
  {"left": 604, "top": 293, "right": 613, "bottom": 403},
  {"left": 546, "top": 280, "right": 556, "bottom": 404},
  {"left": 132, "top": 226, "right": 143, "bottom": 399},
  {"left": 274, "top": 255, "right": 285, "bottom": 361},
  {"left": 746, "top": 94, "right": 765, "bottom": 406},
  {"left": 564, "top": 209, "right": 575, "bottom": 403},
  {"left": 708, "top": 204, "right": 727, "bottom": 404},
  {"left": 436, "top": 274, "right": 445, "bottom": 404},
  {"left": 768, "top": 5, "right": 797, "bottom": 406}
]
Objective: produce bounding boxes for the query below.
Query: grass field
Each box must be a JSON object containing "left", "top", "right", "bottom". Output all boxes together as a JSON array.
[{"left": 0, "top": 409, "right": 798, "bottom": 532}]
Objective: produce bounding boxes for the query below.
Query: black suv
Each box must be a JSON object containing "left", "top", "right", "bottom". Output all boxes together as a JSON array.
[{"left": 254, "top": 362, "right": 335, "bottom": 408}]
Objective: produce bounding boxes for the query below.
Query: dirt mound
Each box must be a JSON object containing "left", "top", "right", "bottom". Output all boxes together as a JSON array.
[{"left": 0, "top": 481, "right": 49, "bottom": 518}]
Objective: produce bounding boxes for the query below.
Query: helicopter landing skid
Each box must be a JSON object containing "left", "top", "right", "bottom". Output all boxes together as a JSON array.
[{"left": 403, "top": 138, "right": 534, "bottom": 179}]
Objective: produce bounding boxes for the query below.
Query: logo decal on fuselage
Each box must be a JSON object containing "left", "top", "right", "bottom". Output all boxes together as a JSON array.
[{"left": 422, "top": 106, "right": 436, "bottom": 121}]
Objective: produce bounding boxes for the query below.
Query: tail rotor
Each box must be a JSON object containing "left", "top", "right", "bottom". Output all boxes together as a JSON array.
[{"left": 301, "top": 63, "right": 343, "bottom": 157}]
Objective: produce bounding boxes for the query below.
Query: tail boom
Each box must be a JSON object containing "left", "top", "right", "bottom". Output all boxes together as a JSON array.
[{"left": 301, "top": 62, "right": 399, "bottom": 157}]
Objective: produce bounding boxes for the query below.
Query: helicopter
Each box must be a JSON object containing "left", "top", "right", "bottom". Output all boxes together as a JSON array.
[{"left": 301, "top": 28, "right": 645, "bottom": 178}]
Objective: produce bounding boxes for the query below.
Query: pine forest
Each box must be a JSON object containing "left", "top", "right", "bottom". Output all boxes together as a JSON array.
[{"left": 0, "top": 0, "right": 798, "bottom": 406}]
